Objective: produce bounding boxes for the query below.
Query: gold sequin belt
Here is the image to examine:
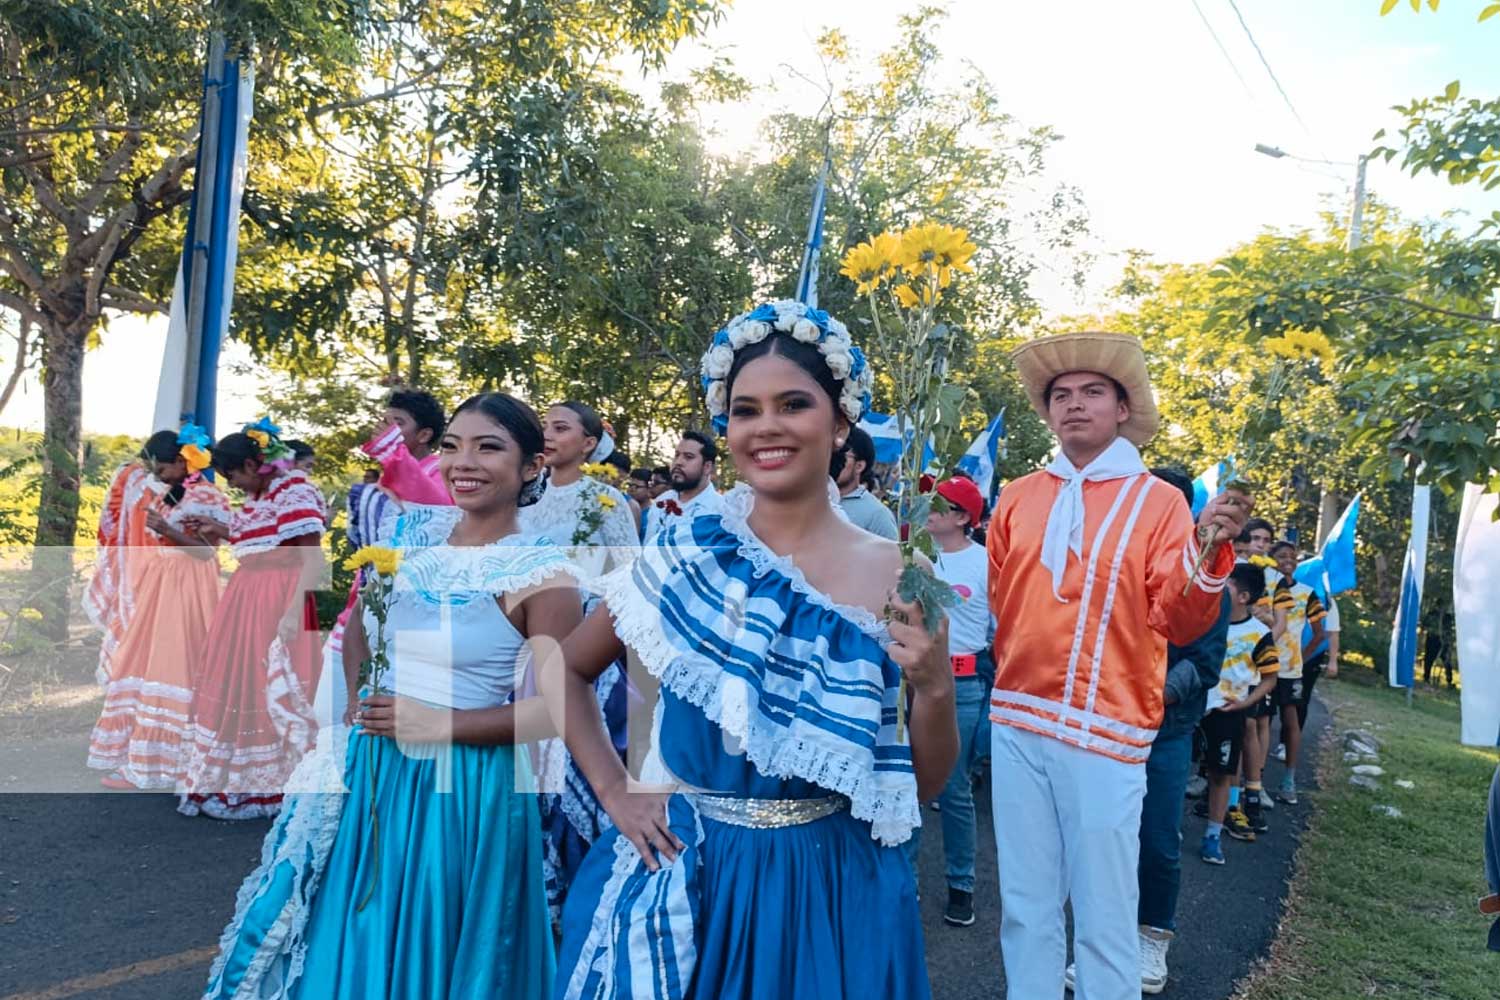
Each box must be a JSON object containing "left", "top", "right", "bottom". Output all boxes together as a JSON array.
[{"left": 691, "top": 793, "right": 848, "bottom": 829}]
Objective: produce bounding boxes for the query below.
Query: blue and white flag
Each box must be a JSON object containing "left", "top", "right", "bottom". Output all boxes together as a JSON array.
[
  {"left": 955, "top": 409, "right": 1006, "bottom": 499},
  {"left": 858, "top": 412, "right": 935, "bottom": 470},
  {"left": 153, "top": 47, "right": 254, "bottom": 438},
  {"left": 1389, "top": 482, "right": 1430, "bottom": 689},
  {"left": 795, "top": 158, "right": 829, "bottom": 309},
  {"left": 1320, "top": 493, "right": 1361, "bottom": 596},
  {"left": 1190, "top": 457, "right": 1235, "bottom": 517}
]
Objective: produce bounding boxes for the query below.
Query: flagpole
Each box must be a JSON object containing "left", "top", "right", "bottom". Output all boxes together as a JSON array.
[{"left": 795, "top": 156, "right": 830, "bottom": 308}]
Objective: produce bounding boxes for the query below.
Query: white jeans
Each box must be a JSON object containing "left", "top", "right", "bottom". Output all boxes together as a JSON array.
[{"left": 990, "top": 722, "right": 1148, "bottom": 1000}]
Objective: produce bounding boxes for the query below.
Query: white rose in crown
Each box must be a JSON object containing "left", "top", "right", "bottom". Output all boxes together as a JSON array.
[
  {"left": 703, "top": 344, "right": 735, "bottom": 379},
  {"left": 706, "top": 379, "right": 729, "bottom": 415},
  {"left": 791, "top": 318, "right": 821, "bottom": 343},
  {"left": 774, "top": 303, "right": 804, "bottom": 332},
  {"left": 826, "top": 316, "right": 849, "bottom": 338},
  {"left": 840, "top": 390, "right": 864, "bottom": 423},
  {"left": 825, "top": 349, "right": 853, "bottom": 379}
]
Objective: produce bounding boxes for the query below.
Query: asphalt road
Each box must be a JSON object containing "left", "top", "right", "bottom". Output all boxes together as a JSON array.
[{"left": 0, "top": 699, "right": 1327, "bottom": 999}]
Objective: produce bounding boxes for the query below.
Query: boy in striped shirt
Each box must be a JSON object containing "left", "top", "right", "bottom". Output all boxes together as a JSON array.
[
  {"left": 1270, "top": 541, "right": 1326, "bottom": 804},
  {"left": 1200, "top": 563, "right": 1281, "bottom": 865}
]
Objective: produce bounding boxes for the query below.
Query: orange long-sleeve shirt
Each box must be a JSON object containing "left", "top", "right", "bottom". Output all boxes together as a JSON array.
[{"left": 986, "top": 469, "right": 1233, "bottom": 763}]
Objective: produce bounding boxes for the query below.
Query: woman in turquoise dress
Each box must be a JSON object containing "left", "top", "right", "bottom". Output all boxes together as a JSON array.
[
  {"left": 203, "top": 392, "right": 580, "bottom": 999},
  {"left": 542, "top": 301, "right": 959, "bottom": 1000}
]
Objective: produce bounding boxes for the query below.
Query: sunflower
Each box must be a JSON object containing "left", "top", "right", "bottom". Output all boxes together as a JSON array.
[
  {"left": 893, "top": 283, "right": 937, "bottom": 310},
  {"left": 896, "top": 222, "right": 977, "bottom": 284},
  {"left": 345, "top": 545, "right": 402, "bottom": 577},
  {"left": 839, "top": 232, "right": 902, "bottom": 295}
]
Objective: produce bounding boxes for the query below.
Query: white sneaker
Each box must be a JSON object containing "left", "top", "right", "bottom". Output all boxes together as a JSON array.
[
  {"left": 1274, "top": 743, "right": 1287, "bottom": 761},
  {"left": 1139, "top": 925, "right": 1173, "bottom": 994},
  {"left": 1061, "top": 930, "right": 1171, "bottom": 997}
]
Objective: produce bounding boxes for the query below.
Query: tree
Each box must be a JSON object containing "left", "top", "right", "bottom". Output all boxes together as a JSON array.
[{"left": 0, "top": 0, "right": 378, "bottom": 636}]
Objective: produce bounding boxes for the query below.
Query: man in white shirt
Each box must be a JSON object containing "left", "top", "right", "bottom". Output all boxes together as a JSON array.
[
  {"left": 643, "top": 429, "right": 725, "bottom": 539},
  {"left": 903, "top": 474, "right": 994, "bottom": 928},
  {"left": 834, "top": 426, "right": 898, "bottom": 539}
]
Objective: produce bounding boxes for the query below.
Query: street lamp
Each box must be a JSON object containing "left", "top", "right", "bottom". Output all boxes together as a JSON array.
[{"left": 1254, "top": 143, "right": 1369, "bottom": 250}]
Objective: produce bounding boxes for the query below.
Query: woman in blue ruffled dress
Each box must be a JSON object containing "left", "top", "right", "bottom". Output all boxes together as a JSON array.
[
  {"left": 202, "top": 393, "right": 581, "bottom": 999},
  {"left": 542, "top": 301, "right": 959, "bottom": 1000}
]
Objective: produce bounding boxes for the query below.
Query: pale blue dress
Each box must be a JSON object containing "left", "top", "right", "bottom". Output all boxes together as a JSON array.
[{"left": 203, "top": 508, "right": 572, "bottom": 999}]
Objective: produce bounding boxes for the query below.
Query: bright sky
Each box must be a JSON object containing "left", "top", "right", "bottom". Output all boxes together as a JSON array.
[{"left": 3, "top": 0, "right": 1495, "bottom": 437}]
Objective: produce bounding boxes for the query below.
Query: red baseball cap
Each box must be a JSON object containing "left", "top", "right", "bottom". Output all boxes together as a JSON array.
[{"left": 936, "top": 476, "right": 984, "bottom": 526}]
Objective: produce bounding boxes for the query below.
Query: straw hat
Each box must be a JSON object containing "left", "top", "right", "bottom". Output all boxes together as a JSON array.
[{"left": 1011, "top": 332, "right": 1160, "bottom": 446}]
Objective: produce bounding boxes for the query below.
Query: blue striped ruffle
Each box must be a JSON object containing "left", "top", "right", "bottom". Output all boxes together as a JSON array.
[{"left": 597, "top": 485, "right": 919, "bottom": 847}]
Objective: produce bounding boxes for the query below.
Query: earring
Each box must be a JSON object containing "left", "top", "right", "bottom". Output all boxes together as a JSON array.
[{"left": 518, "top": 474, "right": 546, "bottom": 508}]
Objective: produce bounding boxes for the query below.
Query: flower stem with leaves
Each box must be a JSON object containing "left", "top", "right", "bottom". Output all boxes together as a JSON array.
[{"left": 842, "top": 224, "right": 978, "bottom": 737}]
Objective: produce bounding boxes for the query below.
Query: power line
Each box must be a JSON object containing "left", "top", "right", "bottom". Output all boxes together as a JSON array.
[
  {"left": 1189, "top": 0, "right": 1258, "bottom": 104},
  {"left": 1224, "top": 0, "right": 1325, "bottom": 156}
]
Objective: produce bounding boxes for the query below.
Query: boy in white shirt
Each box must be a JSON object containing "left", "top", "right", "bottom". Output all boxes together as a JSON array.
[
  {"left": 903, "top": 475, "right": 994, "bottom": 927},
  {"left": 1200, "top": 563, "right": 1281, "bottom": 865}
]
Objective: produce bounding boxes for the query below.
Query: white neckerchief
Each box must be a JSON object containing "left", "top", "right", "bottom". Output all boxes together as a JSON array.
[{"left": 1039, "top": 436, "right": 1147, "bottom": 601}]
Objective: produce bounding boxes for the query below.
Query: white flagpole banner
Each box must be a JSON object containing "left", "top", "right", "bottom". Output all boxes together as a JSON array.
[
  {"left": 1456, "top": 482, "right": 1500, "bottom": 746},
  {"left": 151, "top": 262, "right": 191, "bottom": 430}
]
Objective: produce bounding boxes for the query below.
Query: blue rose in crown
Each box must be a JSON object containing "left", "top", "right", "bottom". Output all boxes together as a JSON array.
[{"left": 700, "top": 299, "right": 874, "bottom": 435}]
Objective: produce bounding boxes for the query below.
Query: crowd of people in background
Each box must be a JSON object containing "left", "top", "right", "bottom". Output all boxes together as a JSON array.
[{"left": 78, "top": 305, "right": 1357, "bottom": 999}]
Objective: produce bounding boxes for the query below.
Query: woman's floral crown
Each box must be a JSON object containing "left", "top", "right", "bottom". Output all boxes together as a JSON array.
[
  {"left": 700, "top": 299, "right": 874, "bottom": 436},
  {"left": 242, "top": 416, "right": 294, "bottom": 471},
  {"left": 177, "top": 423, "right": 212, "bottom": 475}
]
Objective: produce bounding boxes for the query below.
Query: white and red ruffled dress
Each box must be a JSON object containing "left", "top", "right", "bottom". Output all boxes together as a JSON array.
[{"left": 178, "top": 469, "right": 327, "bottom": 820}]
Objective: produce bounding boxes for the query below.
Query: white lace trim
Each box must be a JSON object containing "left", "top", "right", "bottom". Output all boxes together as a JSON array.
[
  {"left": 714, "top": 483, "right": 888, "bottom": 642},
  {"left": 597, "top": 539, "right": 919, "bottom": 847},
  {"left": 202, "top": 728, "right": 351, "bottom": 999}
]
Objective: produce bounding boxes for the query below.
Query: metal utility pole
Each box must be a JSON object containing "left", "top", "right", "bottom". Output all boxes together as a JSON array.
[{"left": 1346, "top": 155, "right": 1368, "bottom": 251}]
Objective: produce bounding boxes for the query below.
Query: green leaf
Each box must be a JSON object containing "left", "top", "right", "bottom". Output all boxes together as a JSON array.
[
  {"left": 1481, "top": 3, "right": 1500, "bottom": 22},
  {"left": 1444, "top": 80, "right": 1461, "bottom": 102},
  {"left": 896, "top": 563, "right": 958, "bottom": 633}
]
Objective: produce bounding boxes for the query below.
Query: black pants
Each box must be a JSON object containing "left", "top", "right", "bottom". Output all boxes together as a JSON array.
[{"left": 1297, "top": 652, "right": 1327, "bottom": 729}]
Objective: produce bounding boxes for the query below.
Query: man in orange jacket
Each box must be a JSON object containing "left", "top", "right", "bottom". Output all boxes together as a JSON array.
[{"left": 986, "top": 332, "right": 1250, "bottom": 1000}]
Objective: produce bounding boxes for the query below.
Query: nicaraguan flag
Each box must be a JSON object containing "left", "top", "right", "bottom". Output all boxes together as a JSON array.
[
  {"left": 955, "top": 409, "right": 1006, "bottom": 499},
  {"left": 1389, "top": 482, "right": 1430, "bottom": 689},
  {"left": 1190, "top": 457, "right": 1235, "bottom": 517},
  {"left": 1320, "top": 494, "right": 1361, "bottom": 596},
  {"left": 859, "top": 412, "right": 935, "bottom": 469},
  {"left": 795, "top": 158, "right": 829, "bottom": 309}
]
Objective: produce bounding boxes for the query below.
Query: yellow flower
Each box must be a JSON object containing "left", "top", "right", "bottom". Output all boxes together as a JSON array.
[
  {"left": 180, "top": 443, "right": 211, "bottom": 473},
  {"left": 893, "top": 283, "right": 936, "bottom": 310},
  {"left": 896, "top": 222, "right": 976, "bottom": 282},
  {"left": 597, "top": 493, "right": 618, "bottom": 510},
  {"left": 245, "top": 429, "right": 270, "bottom": 448},
  {"left": 1263, "top": 330, "right": 1336, "bottom": 365},
  {"left": 1249, "top": 554, "right": 1277, "bottom": 568},
  {"left": 344, "top": 545, "right": 401, "bottom": 577},
  {"left": 840, "top": 232, "right": 902, "bottom": 295},
  {"left": 581, "top": 462, "right": 618, "bottom": 482}
]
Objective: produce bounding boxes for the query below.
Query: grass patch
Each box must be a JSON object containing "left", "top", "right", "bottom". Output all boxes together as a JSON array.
[{"left": 1237, "top": 674, "right": 1499, "bottom": 999}]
